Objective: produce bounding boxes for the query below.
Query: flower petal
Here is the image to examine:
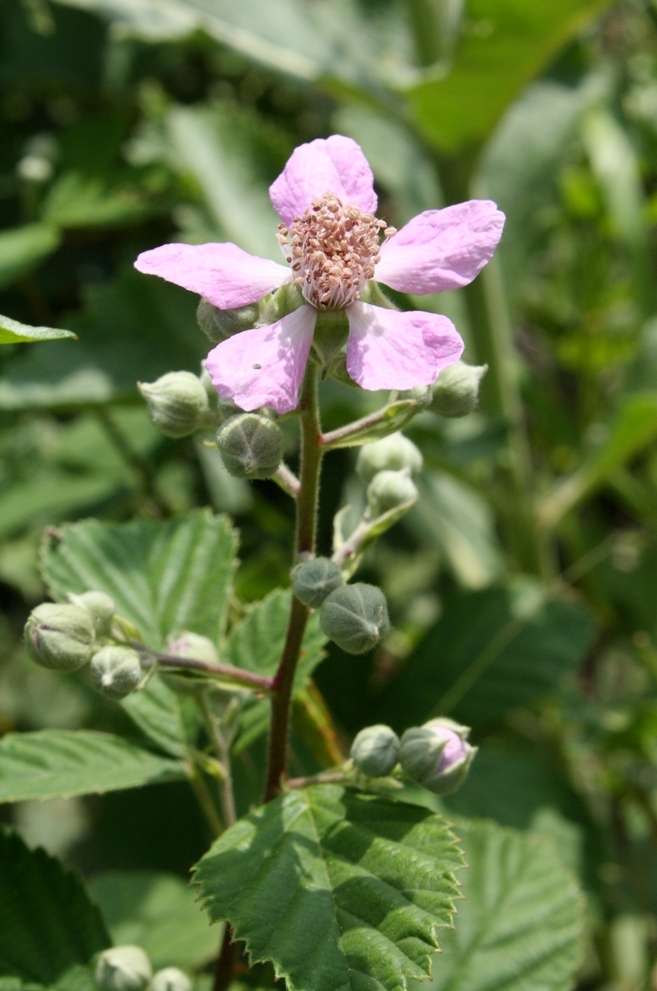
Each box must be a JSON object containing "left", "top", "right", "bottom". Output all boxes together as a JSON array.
[
  {"left": 205, "top": 305, "right": 317, "bottom": 414},
  {"left": 346, "top": 302, "right": 463, "bottom": 391},
  {"left": 135, "top": 242, "right": 290, "bottom": 309},
  {"left": 269, "top": 135, "right": 376, "bottom": 226},
  {"left": 375, "top": 200, "right": 505, "bottom": 295}
]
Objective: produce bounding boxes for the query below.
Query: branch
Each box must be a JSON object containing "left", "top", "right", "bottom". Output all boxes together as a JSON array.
[
  {"left": 273, "top": 462, "right": 300, "bottom": 498},
  {"left": 133, "top": 643, "right": 274, "bottom": 692}
]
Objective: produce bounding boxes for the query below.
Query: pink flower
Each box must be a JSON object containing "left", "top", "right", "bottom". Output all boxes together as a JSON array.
[{"left": 135, "top": 136, "right": 505, "bottom": 414}]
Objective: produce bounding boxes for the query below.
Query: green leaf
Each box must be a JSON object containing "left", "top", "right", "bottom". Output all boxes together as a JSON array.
[
  {"left": 0, "top": 314, "right": 76, "bottom": 346},
  {"left": 42, "top": 173, "right": 151, "bottom": 229},
  {"left": 195, "top": 784, "right": 465, "bottom": 991},
  {"left": 0, "top": 224, "right": 60, "bottom": 290},
  {"left": 88, "top": 871, "right": 217, "bottom": 971},
  {"left": 0, "top": 730, "right": 186, "bottom": 803},
  {"left": 41, "top": 509, "right": 238, "bottom": 649},
  {"left": 323, "top": 400, "right": 421, "bottom": 450},
  {"left": 0, "top": 828, "right": 110, "bottom": 984},
  {"left": 419, "top": 820, "right": 584, "bottom": 991},
  {"left": 121, "top": 676, "right": 192, "bottom": 758}
]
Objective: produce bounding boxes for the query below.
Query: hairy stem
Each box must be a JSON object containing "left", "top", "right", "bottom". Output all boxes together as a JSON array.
[{"left": 134, "top": 643, "right": 273, "bottom": 692}]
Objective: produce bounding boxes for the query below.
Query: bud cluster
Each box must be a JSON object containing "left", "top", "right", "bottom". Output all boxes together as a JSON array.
[{"left": 94, "top": 946, "right": 191, "bottom": 991}]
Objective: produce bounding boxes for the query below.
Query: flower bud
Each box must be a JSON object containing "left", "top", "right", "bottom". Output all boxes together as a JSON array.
[
  {"left": 94, "top": 946, "right": 152, "bottom": 991},
  {"left": 398, "top": 385, "right": 433, "bottom": 410},
  {"left": 367, "top": 469, "right": 418, "bottom": 518},
  {"left": 429, "top": 361, "right": 487, "bottom": 418},
  {"left": 138, "top": 371, "right": 210, "bottom": 438},
  {"left": 68, "top": 591, "right": 115, "bottom": 637},
  {"left": 399, "top": 718, "right": 476, "bottom": 794},
  {"left": 351, "top": 724, "right": 400, "bottom": 777},
  {"left": 217, "top": 413, "right": 284, "bottom": 479},
  {"left": 90, "top": 646, "right": 142, "bottom": 700},
  {"left": 24, "top": 603, "right": 95, "bottom": 672},
  {"left": 356, "top": 433, "right": 423, "bottom": 484},
  {"left": 151, "top": 969, "right": 192, "bottom": 991},
  {"left": 320, "top": 583, "right": 390, "bottom": 655},
  {"left": 166, "top": 630, "right": 219, "bottom": 665},
  {"left": 197, "top": 298, "right": 259, "bottom": 345},
  {"left": 292, "top": 558, "right": 343, "bottom": 608}
]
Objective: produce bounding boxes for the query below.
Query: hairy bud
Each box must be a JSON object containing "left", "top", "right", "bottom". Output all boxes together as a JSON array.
[
  {"left": 94, "top": 946, "right": 152, "bottom": 991},
  {"left": 351, "top": 724, "right": 400, "bottom": 777},
  {"left": 151, "top": 969, "right": 192, "bottom": 991},
  {"left": 217, "top": 413, "right": 284, "bottom": 479},
  {"left": 166, "top": 631, "right": 219, "bottom": 665},
  {"left": 25, "top": 603, "right": 95, "bottom": 672},
  {"left": 292, "top": 558, "right": 343, "bottom": 608},
  {"left": 197, "top": 298, "right": 259, "bottom": 345},
  {"left": 399, "top": 718, "right": 476, "bottom": 794},
  {"left": 429, "top": 361, "right": 487, "bottom": 418},
  {"left": 320, "top": 583, "right": 390, "bottom": 655},
  {"left": 68, "top": 591, "right": 115, "bottom": 637},
  {"left": 367, "top": 469, "right": 418, "bottom": 518},
  {"left": 90, "top": 646, "right": 142, "bottom": 700},
  {"left": 139, "top": 372, "right": 210, "bottom": 438},
  {"left": 356, "top": 433, "right": 423, "bottom": 484}
]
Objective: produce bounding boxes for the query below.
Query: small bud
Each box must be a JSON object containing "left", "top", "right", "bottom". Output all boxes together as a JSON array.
[
  {"left": 151, "top": 969, "right": 192, "bottom": 991},
  {"left": 399, "top": 718, "right": 476, "bottom": 794},
  {"left": 320, "top": 583, "right": 390, "bottom": 655},
  {"left": 139, "top": 371, "right": 210, "bottom": 438},
  {"left": 68, "top": 591, "right": 115, "bottom": 637},
  {"left": 292, "top": 558, "right": 343, "bottom": 608},
  {"left": 197, "top": 298, "right": 259, "bottom": 345},
  {"left": 356, "top": 433, "right": 423, "bottom": 484},
  {"left": 351, "top": 724, "right": 400, "bottom": 777},
  {"left": 90, "top": 646, "right": 142, "bottom": 700},
  {"left": 24, "top": 603, "right": 95, "bottom": 672},
  {"left": 166, "top": 631, "right": 219, "bottom": 665},
  {"left": 429, "top": 361, "right": 487, "bottom": 418},
  {"left": 398, "top": 385, "right": 433, "bottom": 409},
  {"left": 94, "top": 946, "right": 152, "bottom": 991},
  {"left": 367, "top": 469, "right": 418, "bottom": 518},
  {"left": 217, "top": 413, "right": 284, "bottom": 479}
]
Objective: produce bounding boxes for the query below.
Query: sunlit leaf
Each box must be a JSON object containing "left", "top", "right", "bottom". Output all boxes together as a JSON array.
[
  {"left": 0, "top": 314, "right": 76, "bottom": 346},
  {"left": 0, "top": 224, "right": 60, "bottom": 291}
]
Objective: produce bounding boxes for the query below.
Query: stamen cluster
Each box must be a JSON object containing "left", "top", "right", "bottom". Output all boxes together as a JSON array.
[{"left": 277, "top": 192, "right": 396, "bottom": 309}]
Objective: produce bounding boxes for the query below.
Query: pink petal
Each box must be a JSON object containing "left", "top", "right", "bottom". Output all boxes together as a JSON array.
[
  {"left": 205, "top": 305, "right": 317, "bottom": 414},
  {"left": 346, "top": 302, "right": 464, "bottom": 391},
  {"left": 375, "top": 200, "right": 505, "bottom": 296},
  {"left": 134, "top": 242, "right": 290, "bottom": 309},
  {"left": 269, "top": 135, "right": 377, "bottom": 226}
]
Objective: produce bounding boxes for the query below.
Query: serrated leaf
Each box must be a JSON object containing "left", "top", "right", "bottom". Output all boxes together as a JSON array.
[
  {"left": 121, "top": 676, "right": 192, "bottom": 758},
  {"left": 421, "top": 820, "right": 584, "bottom": 991},
  {"left": 0, "top": 730, "right": 186, "bottom": 803},
  {"left": 41, "top": 509, "right": 237, "bottom": 648},
  {"left": 0, "top": 828, "right": 110, "bottom": 984},
  {"left": 195, "top": 784, "right": 464, "bottom": 991},
  {"left": 0, "top": 314, "right": 76, "bottom": 346}
]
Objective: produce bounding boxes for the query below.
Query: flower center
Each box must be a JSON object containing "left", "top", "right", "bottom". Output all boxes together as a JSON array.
[{"left": 277, "top": 192, "right": 396, "bottom": 310}]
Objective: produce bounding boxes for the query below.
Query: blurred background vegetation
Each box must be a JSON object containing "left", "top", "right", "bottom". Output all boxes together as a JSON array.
[{"left": 5, "top": 0, "right": 657, "bottom": 985}]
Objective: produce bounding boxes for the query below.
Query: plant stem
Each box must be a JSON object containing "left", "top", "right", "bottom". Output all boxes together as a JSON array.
[
  {"left": 134, "top": 643, "right": 274, "bottom": 692},
  {"left": 214, "top": 927, "right": 236, "bottom": 991},
  {"left": 287, "top": 771, "right": 348, "bottom": 789},
  {"left": 263, "top": 362, "right": 323, "bottom": 803},
  {"left": 198, "top": 692, "right": 238, "bottom": 830}
]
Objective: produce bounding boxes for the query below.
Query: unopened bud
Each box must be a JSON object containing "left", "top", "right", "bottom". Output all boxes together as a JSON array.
[
  {"left": 166, "top": 631, "right": 219, "bottom": 665},
  {"left": 139, "top": 371, "right": 210, "bottom": 438},
  {"left": 197, "top": 298, "right": 259, "bottom": 345},
  {"left": 367, "top": 469, "right": 418, "bottom": 518},
  {"left": 25, "top": 603, "right": 95, "bottom": 671},
  {"left": 90, "top": 646, "right": 142, "bottom": 700},
  {"left": 217, "top": 413, "right": 284, "bottom": 479},
  {"left": 351, "top": 724, "right": 400, "bottom": 777},
  {"left": 320, "top": 583, "right": 390, "bottom": 655},
  {"left": 429, "top": 361, "right": 487, "bottom": 418},
  {"left": 94, "top": 946, "right": 152, "bottom": 991},
  {"left": 292, "top": 558, "right": 343, "bottom": 608},
  {"left": 356, "top": 433, "right": 423, "bottom": 484},
  {"left": 399, "top": 718, "right": 476, "bottom": 794},
  {"left": 68, "top": 591, "right": 115, "bottom": 637},
  {"left": 398, "top": 385, "right": 433, "bottom": 409},
  {"left": 151, "top": 969, "right": 192, "bottom": 991}
]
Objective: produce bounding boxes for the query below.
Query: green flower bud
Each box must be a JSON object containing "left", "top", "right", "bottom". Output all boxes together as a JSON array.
[
  {"left": 197, "top": 298, "right": 259, "bottom": 345},
  {"left": 351, "top": 724, "right": 400, "bottom": 777},
  {"left": 90, "top": 646, "right": 142, "bottom": 700},
  {"left": 151, "top": 969, "right": 192, "bottom": 991},
  {"left": 320, "top": 583, "right": 390, "bottom": 655},
  {"left": 138, "top": 371, "right": 210, "bottom": 438},
  {"left": 94, "top": 946, "right": 152, "bottom": 991},
  {"left": 24, "top": 603, "right": 95, "bottom": 672},
  {"left": 68, "top": 591, "right": 115, "bottom": 637},
  {"left": 217, "top": 413, "right": 284, "bottom": 479},
  {"left": 398, "top": 385, "right": 433, "bottom": 409},
  {"left": 367, "top": 469, "right": 418, "bottom": 518},
  {"left": 292, "top": 557, "right": 344, "bottom": 608},
  {"left": 356, "top": 433, "right": 423, "bottom": 484},
  {"left": 429, "top": 361, "right": 487, "bottom": 418},
  {"left": 166, "top": 630, "right": 219, "bottom": 664},
  {"left": 399, "top": 718, "right": 476, "bottom": 794}
]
